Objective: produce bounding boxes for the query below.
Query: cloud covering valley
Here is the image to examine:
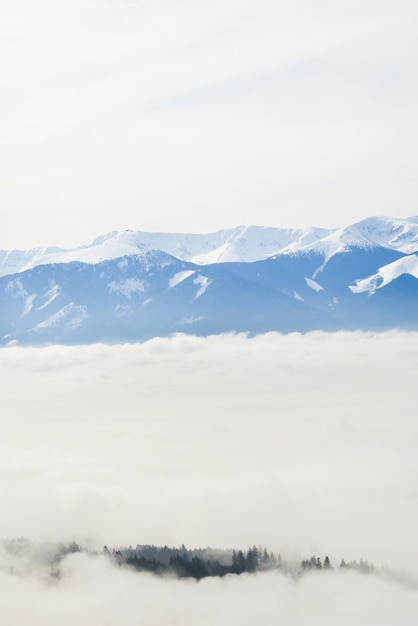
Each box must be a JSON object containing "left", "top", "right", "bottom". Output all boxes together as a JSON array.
[{"left": 1, "top": 331, "right": 417, "bottom": 622}]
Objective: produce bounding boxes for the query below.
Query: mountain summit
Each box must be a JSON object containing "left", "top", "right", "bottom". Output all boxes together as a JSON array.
[{"left": 2, "top": 216, "right": 418, "bottom": 279}]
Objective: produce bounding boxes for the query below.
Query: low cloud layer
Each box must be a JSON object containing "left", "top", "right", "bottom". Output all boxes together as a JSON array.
[
  {"left": 1, "top": 331, "right": 418, "bottom": 622},
  {"left": 1, "top": 332, "right": 417, "bottom": 571},
  {"left": 0, "top": 554, "right": 416, "bottom": 626}
]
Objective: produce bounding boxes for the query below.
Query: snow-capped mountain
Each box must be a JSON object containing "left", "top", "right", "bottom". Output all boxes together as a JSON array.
[
  {"left": 2, "top": 216, "right": 418, "bottom": 345},
  {"left": 0, "top": 225, "right": 330, "bottom": 277},
  {"left": 2, "top": 216, "right": 418, "bottom": 279}
]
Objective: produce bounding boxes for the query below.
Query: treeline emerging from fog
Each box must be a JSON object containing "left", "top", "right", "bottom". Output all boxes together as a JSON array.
[
  {"left": 106, "top": 544, "right": 375, "bottom": 579},
  {"left": 1, "top": 539, "right": 376, "bottom": 581}
]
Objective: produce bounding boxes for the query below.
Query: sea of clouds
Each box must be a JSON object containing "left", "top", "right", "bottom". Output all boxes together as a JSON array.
[{"left": 1, "top": 331, "right": 417, "bottom": 623}]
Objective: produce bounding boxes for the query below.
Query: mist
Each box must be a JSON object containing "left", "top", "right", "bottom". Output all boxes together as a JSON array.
[
  {"left": 1, "top": 331, "right": 417, "bottom": 621},
  {"left": 0, "top": 553, "right": 417, "bottom": 626}
]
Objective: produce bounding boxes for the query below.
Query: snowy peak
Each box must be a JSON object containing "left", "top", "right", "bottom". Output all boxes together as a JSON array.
[
  {"left": 283, "top": 216, "right": 418, "bottom": 259},
  {"left": 2, "top": 216, "right": 418, "bottom": 279},
  {"left": 0, "top": 225, "right": 331, "bottom": 277},
  {"left": 91, "top": 225, "right": 332, "bottom": 265},
  {"left": 192, "top": 225, "right": 333, "bottom": 263},
  {"left": 342, "top": 216, "right": 418, "bottom": 253}
]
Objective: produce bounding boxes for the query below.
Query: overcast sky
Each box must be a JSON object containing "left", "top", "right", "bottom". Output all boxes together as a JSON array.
[{"left": 1, "top": 0, "right": 418, "bottom": 249}]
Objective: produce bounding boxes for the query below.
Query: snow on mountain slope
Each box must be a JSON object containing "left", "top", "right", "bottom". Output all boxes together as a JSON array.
[
  {"left": 3, "top": 242, "right": 418, "bottom": 345},
  {"left": 0, "top": 226, "right": 330, "bottom": 277},
  {"left": 33, "top": 303, "right": 89, "bottom": 332},
  {"left": 352, "top": 216, "right": 418, "bottom": 253},
  {"left": 169, "top": 270, "right": 195, "bottom": 288},
  {"left": 2, "top": 216, "right": 418, "bottom": 279},
  {"left": 350, "top": 253, "right": 418, "bottom": 294},
  {"left": 1, "top": 250, "right": 339, "bottom": 345},
  {"left": 190, "top": 225, "right": 331, "bottom": 263},
  {"left": 283, "top": 216, "right": 418, "bottom": 278}
]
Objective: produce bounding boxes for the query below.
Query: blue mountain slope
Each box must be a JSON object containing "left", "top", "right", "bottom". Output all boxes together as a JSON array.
[
  {"left": 1, "top": 245, "right": 418, "bottom": 346},
  {"left": 341, "top": 273, "right": 418, "bottom": 331},
  {"left": 0, "top": 252, "right": 337, "bottom": 345},
  {"left": 0, "top": 252, "right": 189, "bottom": 344},
  {"left": 208, "top": 247, "right": 409, "bottom": 321},
  {"left": 313, "top": 247, "right": 405, "bottom": 288}
]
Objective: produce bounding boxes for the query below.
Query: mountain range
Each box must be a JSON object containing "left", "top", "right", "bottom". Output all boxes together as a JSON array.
[{"left": 2, "top": 216, "right": 418, "bottom": 345}]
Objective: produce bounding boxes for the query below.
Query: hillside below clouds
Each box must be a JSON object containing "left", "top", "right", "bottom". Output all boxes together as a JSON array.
[{"left": 2, "top": 216, "right": 418, "bottom": 345}]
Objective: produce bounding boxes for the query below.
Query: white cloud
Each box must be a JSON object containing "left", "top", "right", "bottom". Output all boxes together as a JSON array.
[
  {"left": 1, "top": 332, "right": 417, "bottom": 572},
  {"left": 0, "top": 552, "right": 417, "bottom": 626},
  {"left": 2, "top": 331, "right": 418, "bottom": 621}
]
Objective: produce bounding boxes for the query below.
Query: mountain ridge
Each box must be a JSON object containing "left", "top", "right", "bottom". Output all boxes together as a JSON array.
[
  {"left": 2, "top": 243, "right": 418, "bottom": 346},
  {"left": 2, "top": 216, "right": 418, "bottom": 345},
  {"left": 3, "top": 216, "right": 418, "bottom": 279}
]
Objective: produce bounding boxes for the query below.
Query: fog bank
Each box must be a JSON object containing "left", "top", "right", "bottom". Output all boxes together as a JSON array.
[
  {"left": 1, "top": 332, "right": 417, "bottom": 571},
  {"left": 0, "top": 553, "right": 417, "bottom": 626}
]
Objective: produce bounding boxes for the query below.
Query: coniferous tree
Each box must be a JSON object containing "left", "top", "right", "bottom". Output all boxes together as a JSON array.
[
  {"left": 246, "top": 546, "right": 259, "bottom": 572},
  {"left": 232, "top": 550, "right": 246, "bottom": 574}
]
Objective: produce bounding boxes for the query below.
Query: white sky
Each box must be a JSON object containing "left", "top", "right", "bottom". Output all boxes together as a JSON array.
[{"left": 2, "top": 0, "right": 418, "bottom": 249}]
